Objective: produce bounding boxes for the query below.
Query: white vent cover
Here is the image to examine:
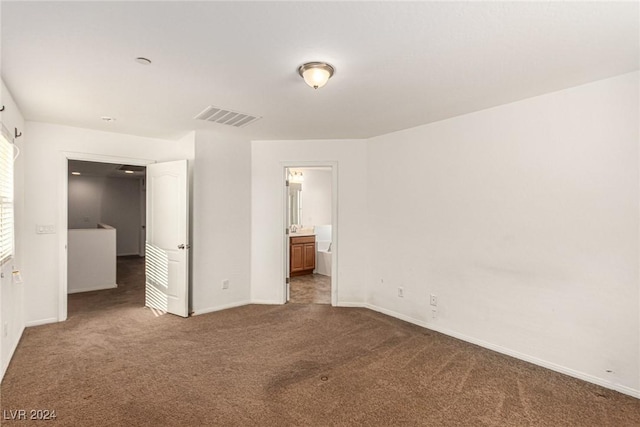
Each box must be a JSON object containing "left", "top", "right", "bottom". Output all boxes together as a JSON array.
[{"left": 194, "top": 106, "right": 261, "bottom": 128}]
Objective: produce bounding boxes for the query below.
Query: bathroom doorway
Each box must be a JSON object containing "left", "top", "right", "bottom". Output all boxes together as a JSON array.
[{"left": 284, "top": 166, "right": 336, "bottom": 305}]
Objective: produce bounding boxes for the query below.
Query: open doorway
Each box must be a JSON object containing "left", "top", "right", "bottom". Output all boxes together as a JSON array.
[
  {"left": 285, "top": 166, "right": 334, "bottom": 304},
  {"left": 60, "top": 155, "right": 190, "bottom": 321},
  {"left": 66, "top": 160, "right": 146, "bottom": 316}
]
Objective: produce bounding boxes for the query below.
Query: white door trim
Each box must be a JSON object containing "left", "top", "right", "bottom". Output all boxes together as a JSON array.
[
  {"left": 59, "top": 152, "right": 154, "bottom": 321},
  {"left": 280, "top": 161, "right": 338, "bottom": 306}
]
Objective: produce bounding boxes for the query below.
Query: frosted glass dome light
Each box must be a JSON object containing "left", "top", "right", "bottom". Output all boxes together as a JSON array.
[{"left": 298, "top": 62, "right": 335, "bottom": 89}]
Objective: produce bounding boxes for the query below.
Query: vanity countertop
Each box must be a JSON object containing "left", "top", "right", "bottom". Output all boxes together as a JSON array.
[{"left": 290, "top": 233, "right": 315, "bottom": 237}]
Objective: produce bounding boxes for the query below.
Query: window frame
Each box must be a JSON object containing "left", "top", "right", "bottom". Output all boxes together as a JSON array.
[{"left": 0, "top": 123, "right": 15, "bottom": 266}]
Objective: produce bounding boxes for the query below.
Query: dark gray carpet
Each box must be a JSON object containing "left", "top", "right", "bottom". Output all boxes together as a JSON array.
[{"left": 1, "top": 257, "right": 639, "bottom": 426}]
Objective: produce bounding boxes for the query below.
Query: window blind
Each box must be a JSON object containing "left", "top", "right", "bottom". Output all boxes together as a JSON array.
[{"left": 0, "top": 124, "right": 14, "bottom": 265}]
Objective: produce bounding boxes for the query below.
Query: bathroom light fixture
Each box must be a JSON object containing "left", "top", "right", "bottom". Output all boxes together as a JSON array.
[
  {"left": 289, "top": 171, "right": 304, "bottom": 183},
  {"left": 297, "top": 62, "right": 335, "bottom": 89},
  {"left": 124, "top": 170, "right": 134, "bottom": 174},
  {"left": 71, "top": 172, "right": 81, "bottom": 176}
]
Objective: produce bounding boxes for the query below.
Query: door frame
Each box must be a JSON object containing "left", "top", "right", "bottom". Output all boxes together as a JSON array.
[
  {"left": 59, "top": 151, "right": 154, "bottom": 321},
  {"left": 282, "top": 161, "right": 338, "bottom": 306}
]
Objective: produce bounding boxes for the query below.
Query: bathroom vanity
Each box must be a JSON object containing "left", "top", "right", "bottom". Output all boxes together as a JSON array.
[{"left": 290, "top": 235, "right": 316, "bottom": 276}]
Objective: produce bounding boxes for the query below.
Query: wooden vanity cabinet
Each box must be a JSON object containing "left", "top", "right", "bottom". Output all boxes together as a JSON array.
[{"left": 290, "top": 235, "right": 316, "bottom": 276}]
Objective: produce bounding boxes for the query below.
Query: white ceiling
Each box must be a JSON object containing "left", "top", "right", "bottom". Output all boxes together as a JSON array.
[{"left": 2, "top": 1, "right": 638, "bottom": 141}]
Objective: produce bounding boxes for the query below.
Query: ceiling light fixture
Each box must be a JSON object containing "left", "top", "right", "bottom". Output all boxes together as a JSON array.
[
  {"left": 124, "top": 170, "right": 134, "bottom": 174},
  {"left": 297, "top": 62, "right": 335, "bottom": 89},
  {"left": 135, "top": 57, "right": 152, "bottom": 65},
  {"left": 71, "top": 172, "right": 81, "bottom": 176}
]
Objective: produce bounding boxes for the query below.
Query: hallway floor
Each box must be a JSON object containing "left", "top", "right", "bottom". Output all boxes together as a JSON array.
[{"left": 67, "top": 255, "right": 145, "bottom": 317}]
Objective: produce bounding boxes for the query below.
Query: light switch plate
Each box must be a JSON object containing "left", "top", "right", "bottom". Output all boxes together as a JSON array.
[{"left": 36, "top": 225, "right": 56, "bottom": 234}]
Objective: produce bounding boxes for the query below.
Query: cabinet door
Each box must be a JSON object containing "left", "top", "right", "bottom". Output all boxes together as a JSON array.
[
  {"left": 291, "top": 244, "right": 304, "bottom": 272},
  {"left": 303, "top": 243, "right": 316, "bottom": 270}
]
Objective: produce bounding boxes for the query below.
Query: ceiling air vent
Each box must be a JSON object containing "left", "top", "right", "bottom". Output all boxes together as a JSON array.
[{"left": 194, "top": 105, "right": 261, "bottom": 128}]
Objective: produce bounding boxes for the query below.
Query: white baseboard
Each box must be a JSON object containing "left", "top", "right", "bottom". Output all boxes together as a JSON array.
[
  {"left": 363, "top": 303, "right": 640, "bottom": 399},
  {"left": 336, "top": 301, "right": 367, "bottom": 308},
  {"left": 193, "top": 299, "right": 360, "bottom": 314},
  {"left": 25, "top": 317, "right": 58, "bottom": 327},
  {"left": 1, "top": 324, "right": 25, "bottom": 382},
  {"left": 192, "top": 300, "right": 251, "bottom": 316},
  {"left": 192, "top": 300, "right": 370, "bottom": 316},
  {"left": 67, "top": 283, "right": 117, "bottom": 294},
  {"left": 250, "top": 299, "right": 283, "bottom": 305}
]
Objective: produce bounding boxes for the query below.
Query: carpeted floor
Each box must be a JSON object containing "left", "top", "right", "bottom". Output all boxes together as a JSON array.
[
  {"left": 1, "top": 257, "right": 640, "bottom": 426},
  {"left": 290, "top": 274, "right": 331, "bottom": 304}
]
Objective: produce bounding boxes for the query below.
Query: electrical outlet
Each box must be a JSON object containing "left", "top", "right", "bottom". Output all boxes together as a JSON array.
[
  {"left": 431, "top": 308, "right": 437, "bottom": 319},
  {"left": 430, "top": 294, "right": 437, "bottom": 306},
  {"left": 222, "top": 280, "right": 229, "bottom": 290},
  {"left": 398, "top": 287, "right": 404, "bottom": 298}
]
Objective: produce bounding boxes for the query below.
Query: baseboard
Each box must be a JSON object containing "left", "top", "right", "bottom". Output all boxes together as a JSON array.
[
  {"left": 336, "top": 301, "right": 367, "bottom": 308},
  {"left": 1, "top": 324, "right": 25, "bottom": 383},
  {"left": 25, "top": 317, "right": 58, "bottom": 327},
  {"left": 192, "top": 300, "right": 251, "bottom": 316},
  {"left": 193, "top": 300, "right": 368, "bottom": 314},
  {"left": 67, "top": 283, "right": 117, "bottom": 294},
  {"left": 363, "top": 303, "right": 640, "bottom": 399},
  {"left": 250, "top": 299, "right": 283, "bottom": 305}
]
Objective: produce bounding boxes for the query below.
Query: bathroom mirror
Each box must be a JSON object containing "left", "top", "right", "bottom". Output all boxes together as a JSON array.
[{"left": 288, "top": 182, "right": 302, "bottom": 226}]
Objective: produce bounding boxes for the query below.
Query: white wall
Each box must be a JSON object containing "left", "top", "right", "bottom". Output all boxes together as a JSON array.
[
  {"left": 68, "top": 175, "right": 143, "bottom": 255},
  {"left": 252, "top": 139, "right": 368, "bottom": 305},
  {"left": 0, "top": 80, "right": 25, "bottom": 380},
  {"left": 68, "top": 176, "right": 104, "bottom": 229},
  {"left": 191, "top": 130, "right": 252, "bottom": 314},
  {"left": 366, "top": 71, "right": 640, "bottom": 395},
  {"left": 22, "top": 122, "right": 193, "bottom": 326},
  {"left": 68, "top": 227, "right": 116, "bottom": 293},
  {"left": 299, "top": 168, "right": 332, "bottom": 227}
]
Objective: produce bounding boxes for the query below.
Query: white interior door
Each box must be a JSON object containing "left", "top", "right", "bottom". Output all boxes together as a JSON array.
[{"left": 145, "top": 160, "right": 189, "bottom": 317}]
